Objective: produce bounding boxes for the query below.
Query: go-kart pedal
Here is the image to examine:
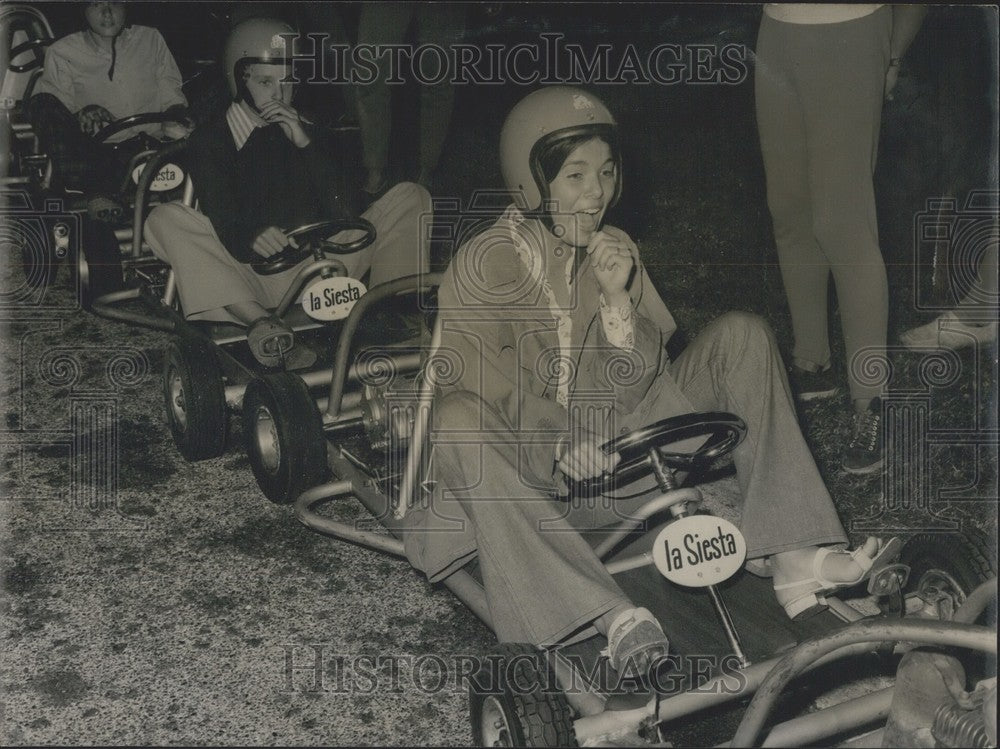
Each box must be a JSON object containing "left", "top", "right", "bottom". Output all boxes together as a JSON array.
[{"left": 246, "top": 315, "right": 316, "bottom": 370}]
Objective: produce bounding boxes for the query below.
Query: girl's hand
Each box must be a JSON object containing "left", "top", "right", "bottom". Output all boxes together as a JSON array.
[
  {"left": 259, "top": 100, "right": 311, "bottom": 148},
  {"left": 587, "top": 228, "right": 635, "bottom": 302},
  {"left": 558, "top": 435, "right": 621, "bottom": 481},
  {"left": 253, "top": 226, "right": 297, "bottom": 258}
]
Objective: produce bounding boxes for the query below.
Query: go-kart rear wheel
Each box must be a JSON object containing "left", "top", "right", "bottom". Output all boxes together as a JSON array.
[
  {"left": 900, "top": 530, "right": 997, "bottom": 624},
  {"left": 163, "top": 337, "right": 228, "bottom": 461},
  {"left": 469, "top": 644, "right": 577, "bottom": 748},
  {"left": 242, "top": 373, "right": 327, "bottom": 504}
]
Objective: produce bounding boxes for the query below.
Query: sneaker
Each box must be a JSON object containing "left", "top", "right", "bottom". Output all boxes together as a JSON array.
[
  {"left": 900, "top": 311, "right": 997, "bottom": 351},
  {"left": 787, "top": 364, "right": 840, "bottom": 401},
  {"left": 603, "top": 607, "right": 669, "bottom": 677},
  {"left": 842, "top": 397, "right": 883, "bottom": 474}
]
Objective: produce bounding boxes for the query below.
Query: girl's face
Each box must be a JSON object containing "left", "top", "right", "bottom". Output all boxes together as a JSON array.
[{"left": 546, "top": 138, "right": 617, "bottom": 248}]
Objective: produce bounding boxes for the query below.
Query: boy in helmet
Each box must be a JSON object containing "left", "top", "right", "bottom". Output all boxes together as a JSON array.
[
  {"left": 28, "top": 1, "right": 191, "bottom": 218},
  {"left": 406, "top": 87, "right": 892, "bottom": 677},
  {"left": 145, "top": 18, "right": 431, "bottom": 368}
]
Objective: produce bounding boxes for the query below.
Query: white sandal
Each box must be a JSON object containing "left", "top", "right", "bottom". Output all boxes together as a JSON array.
[{"left": 774, "top": 537, "right": 902, "bottom": 620}]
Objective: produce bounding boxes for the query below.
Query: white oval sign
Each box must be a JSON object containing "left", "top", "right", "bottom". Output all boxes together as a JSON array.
[
  {"left": 652, "top": 515, "right": 746, "bottom": 587},
  {"left": 132, "top": 162, "right": 185, "bottom": 192},
  {"left": 301, "top": 276, "right": 367, "bottom": 321}
]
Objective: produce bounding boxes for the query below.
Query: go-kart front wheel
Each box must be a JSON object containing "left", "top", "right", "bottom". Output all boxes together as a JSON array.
[
  {"left": 242, "top": 373, "right": 327, "bottom": 504},
  {"left": 469, "top": 644, "right": 577, "bottom": 748},
  {"left": 900, "top": 530, "right": 997, "bottom": 624},
  {"left": 162, "top": 337, "right": 228, "bottom": 461}
]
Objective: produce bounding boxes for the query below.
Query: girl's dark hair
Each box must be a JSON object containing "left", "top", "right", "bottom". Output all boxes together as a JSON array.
[{"left": 536, "top": 130, "right": 621, "bottom": 190}]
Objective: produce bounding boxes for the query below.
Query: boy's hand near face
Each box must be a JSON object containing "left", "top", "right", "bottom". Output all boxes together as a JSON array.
[
  {"left": 588, "top": 228, "right": 636, "bottom": 306},
  {"left": 259, "top": 100, "right": 311, "bottom": 148},
  {"left": 253, "top": 226, "right": 298, "bottom": 258}
]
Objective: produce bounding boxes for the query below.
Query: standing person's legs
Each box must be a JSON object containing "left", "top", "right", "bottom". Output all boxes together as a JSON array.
[
  {"left": 755, "top": 16, "right": 832, "bottom": 374},
  {"left": 794, "top": 10, "right": 892, "bottom": 407},
  {"left": 354, "top": 2, "right": 414, "bottom": 194},
  {"left": 414, "top": 4, "right": 466, "bottom": 187},
  {"left": 668, "top": 312, "right": 848, "bottom": 559}
]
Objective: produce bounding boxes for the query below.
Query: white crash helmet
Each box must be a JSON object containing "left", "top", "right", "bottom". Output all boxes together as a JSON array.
[
  {"left": 499, "top": 86, "right": 621, "bottom": 212},
  {"left": 224, "top": 17, "right": 295, "bottom": 101}
]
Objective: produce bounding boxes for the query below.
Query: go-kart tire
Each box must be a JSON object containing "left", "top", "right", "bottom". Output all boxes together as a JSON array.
[
  {"left": 900, "top": 529, "right": 997, "bottom": 623},
  {"left": 162, "top": 337, "right": 228, "bottom": 461},
  {"left": 469, "top": 643, "right": 577, "bottom": 748},
  {"left": 242, "top": 373, "right": 327, "bottom": 504}
]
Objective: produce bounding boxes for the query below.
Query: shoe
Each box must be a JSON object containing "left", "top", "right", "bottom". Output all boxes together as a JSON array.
[
  {"left": 842, "top": 397, "right": 883, "bottom": 474},
  {"left": 246, "top": 315, "right": 295, "bottom": 368},
  {"left": 900, "top": 310, "right": 997, "bottom": 351},
  {"left": 787, "top": 363, "right": 840, "bottom": 401},
  {"left": 603, "top": 607, "right": 669, "bottom": 676},
  {"left": 773, "top": 537, "right": 902, "bottom": 619}
]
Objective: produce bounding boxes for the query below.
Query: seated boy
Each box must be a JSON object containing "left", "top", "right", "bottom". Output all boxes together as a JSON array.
[
  {"left": 28, "top": 2, "right": 191, "bottom": 216},
  {"left": 145, "top": 18, "right": 430, "bottom": 368}
]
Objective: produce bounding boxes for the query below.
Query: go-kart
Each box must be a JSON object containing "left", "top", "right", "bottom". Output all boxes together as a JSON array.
[
  {"left": 62, "top": 135, "right": 432, "bottom": 482},
  {"left": 239, "top": 296, "right": 997, "bottom": 747}
]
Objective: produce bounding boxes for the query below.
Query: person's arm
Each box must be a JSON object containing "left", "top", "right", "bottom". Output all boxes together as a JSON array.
[
  {"left": 150, "top": 29, "right": 188, "bottom": 112},
  {"left": 885, "top": 5, "right": 929, "bottom": 97},
  {"left": 186, "top": 126, "right": 259, "bottom": 262},
  {"left": 31, "top": 43, "right": 79, "bottom": 114}
]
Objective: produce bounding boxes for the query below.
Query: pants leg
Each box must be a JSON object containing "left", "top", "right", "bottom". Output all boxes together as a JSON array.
[
  {"left": 757, "top": 10, "right": 892, "bottom": 399},
  {"left": 355, "top": 2, "right": 415, "bottom": 176},
  {"left": 332, "top": 181, "right": 431, "bottom": 286},
  {"left": 755, "top": 17, "right": 832, "bottom": 371},
  {"left": 414, "top": 4, "right": 465, "bottom": 176},
  {"left": 432, "top": 390, "right": 630, "bottom": 646},
  {"left": 144, "top": 202, "right": 295, "bottom": 323},
  {"left": 669, "top": 312, "right": 848, "bottom": 558},
  {"left": 27, "top": 93, "right": 114, "bottom": 193}
]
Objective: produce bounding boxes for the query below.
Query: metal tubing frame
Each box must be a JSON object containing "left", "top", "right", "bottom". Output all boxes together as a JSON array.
[
  {"left": 752, "top": 686, "right": 893, "bottom": 748},
  {"left": 572, "top": 617, "right": 995, "bottom": 745},
  {"left": 729, "top": 618, "right": 996, "bottom": 747},
  {"left": 325, "top": 272, "right": 442, "bottom": 420},
  {"left": 593, "top": 487, "right": 703, "bottom": 559},
  {"left": 273, "top": 258, "right": 349, "bottom": 318},
  {"left": 220, "top": 354, "right": 422, "bottom": 410}
]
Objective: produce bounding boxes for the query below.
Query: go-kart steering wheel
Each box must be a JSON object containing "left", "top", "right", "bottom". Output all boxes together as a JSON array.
[
  {"left": 9, "top": 37, "right": 51, "bottom": 73},
  {"left": 92, "top": 111, "right": 191, "bottom": 144},
  {"left": 572, "top": 411, "right": 747, "bottom": 496},
  {"left": 251, "top": 218, "right": 377, "bottom": 275}
]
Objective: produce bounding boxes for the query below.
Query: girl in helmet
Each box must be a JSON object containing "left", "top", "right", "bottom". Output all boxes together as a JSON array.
[
  {"left": 144, "top": 18, "right": 431, "bottom": 368},
  {"left": 407, "top": 86, "right": 893, "bottom": 676}
]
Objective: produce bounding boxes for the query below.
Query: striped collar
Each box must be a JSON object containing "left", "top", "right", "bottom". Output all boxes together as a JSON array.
[{"left": 225, "top": 101, "right": 268, "bottom": 151}]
